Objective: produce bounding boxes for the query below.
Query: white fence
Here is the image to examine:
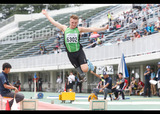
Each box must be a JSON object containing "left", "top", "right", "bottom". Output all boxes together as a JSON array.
[
  {"left": 0, "top": 28, "right": 55, "bottom": 44},
  {"left": 0, "top": 32, "right": 160, "bottom": 72}
]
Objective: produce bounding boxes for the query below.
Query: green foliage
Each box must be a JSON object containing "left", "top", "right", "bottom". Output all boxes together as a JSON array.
[{"left": 0, "top": 4, "right": 69, "bottom": 20}]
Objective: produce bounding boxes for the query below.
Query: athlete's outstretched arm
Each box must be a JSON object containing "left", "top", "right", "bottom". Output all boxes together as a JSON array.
[
  {"left": 42, "top": 9, "right": 67, "bottom": 32},
  {"left": 90, "top": 71, "right": 101, "bottom": 79},
  {"left": 79, "top": 25, "right": 109, "bottom": 33}
]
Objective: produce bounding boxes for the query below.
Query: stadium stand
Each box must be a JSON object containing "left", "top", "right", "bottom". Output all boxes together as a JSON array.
[
  {"left": 0, "top": 5, "right": 117, "bottom": 59},
  {"left": 0, "top": 4, "right": 160, "bottom": 61},
  {"left": 0, "top": 4, "right": 160, "bottom": 93}
]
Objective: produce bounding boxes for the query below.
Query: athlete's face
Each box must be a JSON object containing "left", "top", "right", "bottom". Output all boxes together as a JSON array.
[{"left": 69, "top": 18, "right": 78, "bottom": 29}]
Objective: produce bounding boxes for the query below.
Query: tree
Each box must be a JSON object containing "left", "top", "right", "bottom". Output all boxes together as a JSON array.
[{"left": 0, "top": 4, "right": 70, "bottom": 21}]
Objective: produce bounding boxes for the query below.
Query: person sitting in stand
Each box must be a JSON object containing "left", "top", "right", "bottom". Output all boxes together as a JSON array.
[
  {"left": 136, "top": 78, "right": 144, "bottom": 95},
  {"left": 128, "top": 76, "right": 137, "bottom": 95},
  {"left": 112, "top": 72, "right": 125, "bottom": 100},
  {"left": 90, "top": 70, "right": 112, "bottom": 100}
]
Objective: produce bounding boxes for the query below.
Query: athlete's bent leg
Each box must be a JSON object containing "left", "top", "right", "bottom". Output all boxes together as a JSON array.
[
  {"left": 75, "top": 67, "right": 86, "bottom": 78},
  {"left": 80, "top": 64, "right": 88, "bottom": 73}
]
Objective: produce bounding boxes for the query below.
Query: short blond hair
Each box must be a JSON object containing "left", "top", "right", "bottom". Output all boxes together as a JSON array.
[{"left": 70, "top": 15, "right": 79, "bottom": 20}]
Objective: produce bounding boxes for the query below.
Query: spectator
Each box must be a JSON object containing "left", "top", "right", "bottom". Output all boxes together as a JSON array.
[
  {"left": 38, "top": 76, "right": 43, "bottom": 91},
  {"left": 90, "top": 70, "right": 112, "bottom": 100},
  {"left": 123, "top": 78, "right": 129, "bottom": 90},
  {"left": 149, "top": 24, "right": 154, "bottom": 34},
  {"left": 96, "top": 74, "right": 105, "bottom": 89},
  {"left": 28, "top": 76, "right": 32, "bottom": 91},
  {"left": 12, "top": 80, "right": 16, "bottom": 87},
  {"left": 155, "top": 16, "right": 160, "bottom": 31},
  {"left": 131, "top": 28, "right": 136, "bottom": 37},
  {"left": 56, "top": 75, "right": 62, "bottom": 92},
  {"left": 15, "top": 80, "right": 21, "bottom": 90},
  {"left": 128, "top": 76, "right": 137, "bottom": 95},
  {"left": 53, "top": 47, "right": 58, "bottom": 54},
  {"left": 78, "top": 17, "right": 83, "bottom": 27},
  {"left": 110, "top": 21, "right": 116, "bottom": 30},
  {"left": 150, "top": 68, "right": 156, "bottom": 96},
  {"left": 145, "top": 24, "right": 151, "bottom": 34},
  {"left": 0, "top": 63, "right": 24, "bottom": 109},
  {"left": 75, "top": 73, "right": 79, "bottom": 92},
  {"left": 119, "top": 14, "right": 124, "bottom": 26},
  {"left": 107, "top": 11, "right": 112, "bottom": 26},
  {"left": 57, "top": 46, "right": 62, "bottom": 53},
  {"left": 132, "top": 31, "right": 140, "bottom": 41},
  {"left": 55, "top": 41, "right": 60, "bottom": 49},
  {"left": 157, "top": 62, "right": 160, "bottom": 97},
  {"left": 97, "top": 37, "right": 102, "bottom": 45},
  {"left": 67, "top": 72, "right": 75, "bottom": 92},
  {"left": 88, "top": 38, "right": 96, "bottom": 48},
  {"left": 42, "top": 45, "right": 47, "bottom": 54},
  {"left": 116, "top": 38, "right": 122, "bottom": 45},
  {"left": 136, "top": 78, "right": 144, "bottom": 95},
  {"left": 143, "top": 29, "right": 148, "bottom": 36},
  {"left": 112, "top": 72, "right": 125, "bottom": 100},
  {"left": 65, "top": 74, "right": 69, "bottom": 92},
  {"left": 141, "top": 16, "right": 147, "bottom": 28},
  {"left": 72, "top": 73, "right": 77, "bottom": 92},
  {"left": 75, "top": 73, "right": 83, "bottom": 93},
  {"left": 56, "top": 31, "right": 62, "bottom": 39},
  {"left": 54, "top": 37, "right": 59, "bottom": 45},
  {"left": 130, "top": 17, "right": 138, "bottom": 29},
  {"left": 33, "top": 76, "right": 38, "bottom": 92},
  {"left": 116, "top": 22, "right": 121, "bottom": 29},
  {"left": 122, "top": 34, "right": 130, "bottom": 42},
  {"left": 144, "top": 65, "right": 151, "bottom": 97},
  {"left": 82, "top": 19, "right": 87, "bottom": 27},
  {"left": 39, "top": 45, "right": 43, "bottom": 55},
  {"left": 134, "top": 31, "right": 141, "bottom": 38},
  {"left": 111, "top": 12, "right": 114, "bottom": 23}
]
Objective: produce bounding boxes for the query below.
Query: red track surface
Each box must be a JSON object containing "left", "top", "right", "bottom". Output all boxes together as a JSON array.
[{"left": 0, "top": 98, "right": 79, "bottom": 110}]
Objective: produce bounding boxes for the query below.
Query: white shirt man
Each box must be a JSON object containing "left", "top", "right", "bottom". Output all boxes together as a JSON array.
[
  {"left": 56, "top": 76, "right": 62, "bottom": 92},
  {"left": 68, "top": 73, "right": 75, "bottom": 83},
  {"left": 56, "top": 76, "right": 62, "bottom": 84}
]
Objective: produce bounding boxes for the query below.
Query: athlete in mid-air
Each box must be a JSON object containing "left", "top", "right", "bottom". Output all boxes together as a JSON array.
[{"left": 42, "top": 9, "right": 109, "bottom": 78}]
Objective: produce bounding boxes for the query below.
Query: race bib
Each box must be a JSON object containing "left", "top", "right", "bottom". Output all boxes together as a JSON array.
[{"left": 66, "top": 33, "right": 78, "bottom": 43}]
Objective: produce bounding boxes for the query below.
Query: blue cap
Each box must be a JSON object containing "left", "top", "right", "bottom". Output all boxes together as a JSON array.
[
  {"left": 158, "top": 62, "right": 160, "bottom": 65},
  {"left": 146, "top": 65, "right": 151, "bottom": 69},
  {"left": 103, "top": 71, "right": 108, "bottom": 75}
]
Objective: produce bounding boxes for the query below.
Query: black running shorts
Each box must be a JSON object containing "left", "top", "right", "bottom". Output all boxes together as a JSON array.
[{"left": 67, "top": 49, "right": 87, "bottom": 68}]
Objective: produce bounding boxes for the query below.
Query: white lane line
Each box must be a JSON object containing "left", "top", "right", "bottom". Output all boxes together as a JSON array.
[{"left": 72, "top": 101, "right": 160, "bottom": 105}]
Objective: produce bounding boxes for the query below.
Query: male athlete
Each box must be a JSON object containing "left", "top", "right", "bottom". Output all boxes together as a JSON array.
[{"left": 42, "top": 9, "right": 109, "bottom": 78}]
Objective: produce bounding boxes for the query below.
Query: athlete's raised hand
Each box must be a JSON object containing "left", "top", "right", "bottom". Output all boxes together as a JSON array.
[
  {"left": 105, "top": 24, "right": 109, "bottom": 30},
  {"left": 42, "top": 9, "right": 48, "bottom": 16}
]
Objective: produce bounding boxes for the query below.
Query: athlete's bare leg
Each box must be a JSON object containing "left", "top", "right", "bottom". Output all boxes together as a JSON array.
[
  {"left": 80, "top": 64, "right": 88, "bottom": 73},
  {"left": 75, "top": 60, "right": 94, "bottom": 79}
]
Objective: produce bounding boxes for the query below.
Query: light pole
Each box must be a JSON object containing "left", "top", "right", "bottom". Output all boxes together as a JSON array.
[
  {"left": 43, "top": 4, "right": 50, "bottom": 11},
  {"left": 0, "top": 13, "right": 3, "bottom": 22},
  {"left": 24, "top": 5, "right": 34, "bottom": 21}
]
